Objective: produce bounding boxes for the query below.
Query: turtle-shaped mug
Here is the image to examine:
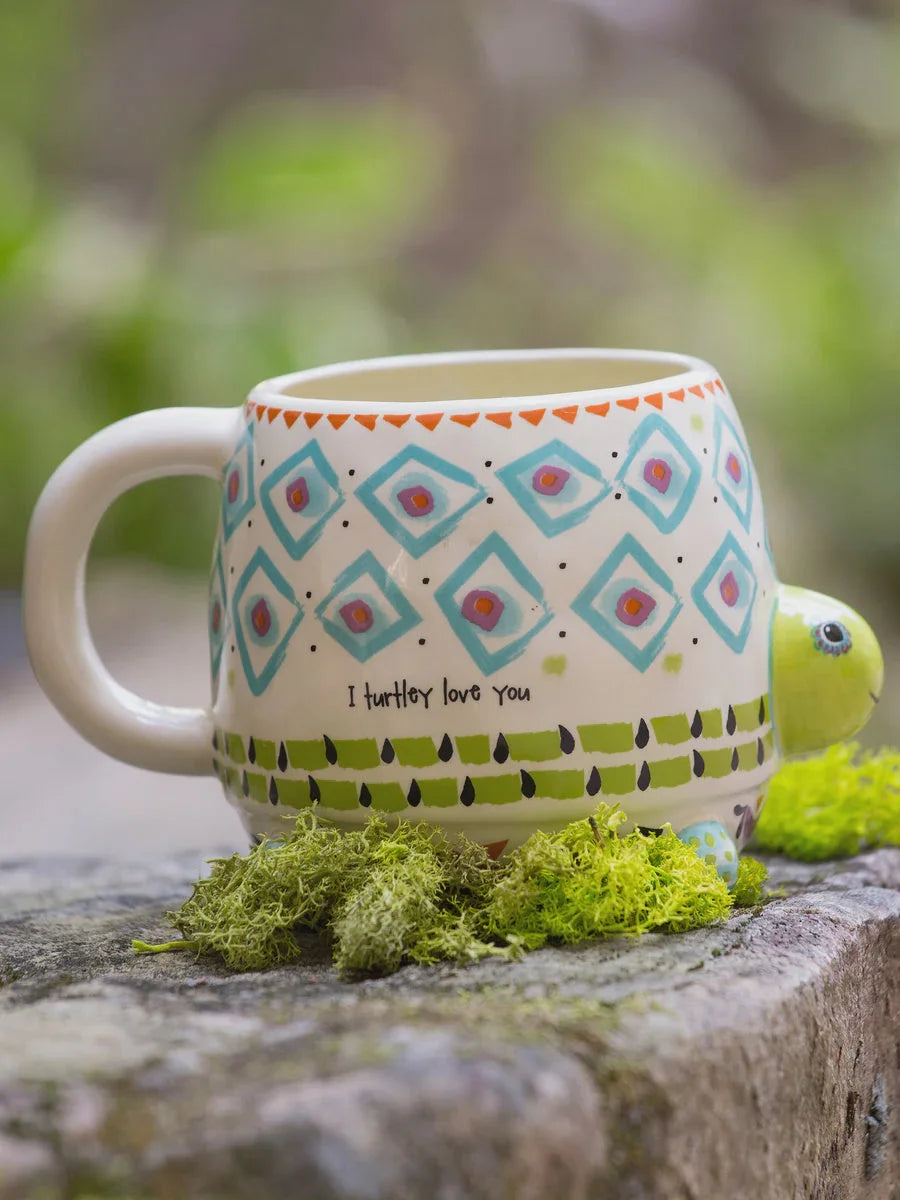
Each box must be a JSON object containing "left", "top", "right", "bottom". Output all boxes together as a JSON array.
[{"left": 23, "top": 349, "right": 884, "bottom": 883}]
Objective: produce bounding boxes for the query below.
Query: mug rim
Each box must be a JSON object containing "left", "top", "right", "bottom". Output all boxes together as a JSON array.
[{"left": 248, "top": 347, "right": 718, "bottom": 414}]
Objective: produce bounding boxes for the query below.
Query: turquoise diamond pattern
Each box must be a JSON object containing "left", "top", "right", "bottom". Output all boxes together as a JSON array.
[
  {"left": 713, "top": 407, "right": 754, "bottom": 531},
  {"left": 355, "top": 446, "right": 486, "bottom": 558},
  {"left": 616, "top": 414, "right": 701, "bottom": 534},
  {"left": 208, "top": 541, "right": 228, "bottom": 684},
  {"left": 221, "top": 426, "right": 255, "bottom": 541},
  {"left": 691, "top": 533, "right": 758, "bottom": 653},
  {"left": 316, "top": 551, "right": 422, "bottom": 662},
  {"left": 571, "top": 534, "right": 683, "bottom": 671},
  {"left": 233, "top": 548, "right": 304, "bottom": 696},
  {"left": 496, "top": 439, "right": 612, "bottom": 537},
  {"left": 261, "top": 440, "right": 345, "bottom": 560},
  {"left": 434, "top": 533, "right": 552, "bottom": 675}
]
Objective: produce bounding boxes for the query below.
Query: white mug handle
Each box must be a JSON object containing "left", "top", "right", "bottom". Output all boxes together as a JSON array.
[{"left": 23, "top": 406, "right": 240, "bottom": 775}]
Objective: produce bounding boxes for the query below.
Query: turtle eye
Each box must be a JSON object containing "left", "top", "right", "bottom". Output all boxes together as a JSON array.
[{"left": 812, "top": 620, "right": 852, "bottom": 657}]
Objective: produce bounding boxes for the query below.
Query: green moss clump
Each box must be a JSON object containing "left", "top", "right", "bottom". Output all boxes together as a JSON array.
[
  {"left": 755, "top": 743, "right": 900, "bottom": 861},
  {"left": 134, "top": 805, "right": 748, "bottom": 978},
  {"left": 731, "top": 855, "right": 769, "bottom": 907}
]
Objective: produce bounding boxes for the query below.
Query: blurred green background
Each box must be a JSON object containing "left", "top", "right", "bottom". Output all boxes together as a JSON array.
[{"left": 2, "top": 1, "right": 898, "bottom": 680}]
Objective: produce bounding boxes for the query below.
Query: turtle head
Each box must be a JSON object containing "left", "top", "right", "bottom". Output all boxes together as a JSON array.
[{"left": 772, "top": 584, "right": 884, "bottom": 757}]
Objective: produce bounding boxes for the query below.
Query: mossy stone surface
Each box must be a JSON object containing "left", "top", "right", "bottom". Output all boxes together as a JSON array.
[{"left": 0, "top": 850, "right": 897, "bottom": 1199}]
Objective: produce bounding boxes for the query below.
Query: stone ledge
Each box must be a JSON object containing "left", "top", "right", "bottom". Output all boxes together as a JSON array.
[{"left": 0, "top": 849, "right": 897, "bottom": 1199}]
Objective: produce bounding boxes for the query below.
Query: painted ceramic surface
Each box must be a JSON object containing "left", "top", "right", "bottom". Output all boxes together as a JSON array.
[{"left": 210, "top": 371, "right": 781, "bottom": 854}]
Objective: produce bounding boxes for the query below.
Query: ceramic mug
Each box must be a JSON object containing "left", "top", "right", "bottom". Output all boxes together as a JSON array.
[{"left": 24, "top": 349, "right": 883, "bottom": 877}]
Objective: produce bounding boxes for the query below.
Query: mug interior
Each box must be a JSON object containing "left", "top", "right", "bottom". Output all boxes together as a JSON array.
[{"left": 273, "top": 350, "right": 706, "bottom": 407}]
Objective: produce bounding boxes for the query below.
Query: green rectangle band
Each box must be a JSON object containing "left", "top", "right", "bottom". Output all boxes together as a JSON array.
[
  {"left": 366, "top": 782, "right": 407, "bottom": 812},
  {"left": 473, "top": 774, "right": 523, "bottom": 805},
  {"left": 456, "top": 735, "right": 491, "bottom": 765},
  {"left": 252, "top": 739, "right": 277, "bottom": 770},
  {"left": 285, "top": 739, "right": 329, "bottom": 772},
  {"left": 392, "top": 737, "right": 439, "bottom": 768},
  {"left": 578, "top": 722, "right": 633, "bottom": 754},
  {"left": 528, "top": 769, "right": 585, "bottom": 800},
  {"left": 702, "top": 748, "right": 735, "bottom": 779},
  {"left": 419, "top": 778, "right": 459, "bottom": 807},
  {"left": 244, "top": 772, "right": 267, "bottom": 804},
  {"left": 650, "top": 714, "right": 692, "bottom": 746},
  {"left": 737, "top": 740, "right": 759, "bottom": 772},
  {"left": 733, "top": 699, "right": 763, "bottom": 733},
  {"left": 276, "top": 778, "right": 312, "bottom": 809},
  {"left": 226, "top": 733, "right": 246, "bottom": 764},
  {"left": 600, "top": 763, "right": 637, "bottom": 796},
  {"left": 317, "top": 780, "right": 359, "bottom": 811},
  {"left": 648, "top": 755, "right": 692, "bottom": 789},
  {"left": 699, "top": 709, "right": 723, "bottom": 739},
  {"left": 506, "top": 731, "right": 563, "bottom": 762},
  {"left": 332, "top": 738, "right": 381, "bottom": 770}
]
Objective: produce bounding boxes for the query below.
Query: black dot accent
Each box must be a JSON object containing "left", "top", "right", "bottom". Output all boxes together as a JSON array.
[
  {"left": 611, "top": 451, "right": 619, "bottom": 458},
  {"left": 759, "top": 696, "right": 766, "bottom": 724},
  {"left": 559, "top": 725, "right": 575, "bottom": 755},
  {"left": 703, "top": 447, "right": 709, "bottom": 455},
  {"left": 359, "top": 783, "right": 372, "bottom": 808},
  {"left": 731, "top": 747, "right": 740, "bottom": 772},
  {"left": 460, "top": 777, "right": 475, "bottom": 806},
  {"left": 268, "top": 776, "right": 279, "bottom": 806},
  {"left": 713, "top": 496, "right": 719, "bottom": 504},
  {"left": 692, "top": 638, "right": 699, "bottom": 646},
  {"left": 677, "top": 556, "right": 684, "bottom": 564},
  {"left": 381, "top": 738, "right": 395, "bottom": 764},
  {"left": 757, "top": 737, "right": 765, "bottom": 766},
  {"left": 493, "top": 733, "right": 509, "bottom": 764},
  {"left": 407, "top": 779, "right": 422, "bottom": 807},
  {"left": 586, "top": 766, "right": 602, "bottom": 796},
  {"left": 260, "top": 459, "right": 265, "bottom": 467},
  {"left": 690, "top": 710, "right": 704, "bottom": 738},
  {"left": 277, "top": 742, "right": 288, "bottom": 772},
  {"left": 231, "top": 645, "right": 236, "bottom": 653},
  {"left": 520, "top": 770, "right": 536, "bottom": 798},
  {"left": 306, "top": 591, "right": 312, "bottom": 599},
  {"left": 324, "top": 734, "right": 338, "bottom": 765},
  {"left": 348, "top": 469, "right": 355, "bottom": 476},
  {"left": 310, "top": 645, "right": 317, "bottom": 653},
  {"left": 422, "top": 577, "right": 430, "bottom": 585},
  {"left": 559, "top": 562, "right": 567, "bottom": 570},
  {"left": 247, "top": 737, "right": 257, "bottom": 765},
  {"left": 559, "top": 630, "right": 567, "bottom": 639},
  {"left": 241, "top": 771, "right": 250, "bottom": 797},
  {"left": 615, "top": 492, "right": 622, "bottom": 500},
  {"left": 486, "top": 497, "right": 494, "bottom": 505},
  {"left": 418, "top": 638, "right": 426, "bottom": 646},
  {"left": 230, "top": 567, "right": 234, "bottom": 575},
  {"left": 637, "top": 761, "right": 651, "bottom": 791},
  {"left": 342, "top": 520, "right": 350, "bottom": 527},
  {"left": 484, "top": 460, "right": 492, "bottom": 467},
  {"left": 693, "top": 750, "right": 706, "bottom": 778},
  {"left": 438, "top": 733, "right": 454, "bottom": 762},
  {"left": 248, "top": 520, "right": 252, "bottom": 527},
  {"left": 635, "top": 718, "right": 650, "bottom": 750},
  {"left": 309, "top": 776, "right": 321, "bottom": 803},
  {"left": 726, "top": 705, "right": 737, "bottom": 736}
]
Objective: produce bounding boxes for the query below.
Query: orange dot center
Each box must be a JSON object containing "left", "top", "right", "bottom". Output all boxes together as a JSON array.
[
  {"left": 353, "top": 606, "right": 369, "bottom": 624},
  {"left": 540, "top": 472, "right": 558, "bottom": 488},
  {"left": 652, "top": 463, "right": 666, "bottom": 480},
  {"left": 624, "top": 597, "right": 643, "bottom": 616},
  {"left": 474, "top": 597, "right": 494, "bottom": 616},
  {"left": 412, "top": 492, "right": 429, "bottom": 508}
]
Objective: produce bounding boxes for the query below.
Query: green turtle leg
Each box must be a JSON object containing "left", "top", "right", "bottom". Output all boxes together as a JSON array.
[{"left": 676, "top": 820, "right": 739, "bottom": 888}]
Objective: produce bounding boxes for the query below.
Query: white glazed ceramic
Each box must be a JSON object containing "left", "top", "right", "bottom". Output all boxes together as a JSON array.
[{"left": 24, "top": 350, "right": 882, "bottom": 874}]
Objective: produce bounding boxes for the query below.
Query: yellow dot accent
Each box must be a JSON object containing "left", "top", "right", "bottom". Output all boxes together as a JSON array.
[{"left": 704, "top": 832, "right": 716, "bottom": 848}]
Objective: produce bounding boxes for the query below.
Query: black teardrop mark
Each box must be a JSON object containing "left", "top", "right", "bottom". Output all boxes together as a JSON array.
[
  {"left": 726, "top": 705, "right": 737, "bottom": 736},
  {"left": 241, "top": 770, "right": 250, "bottom": 797},
  {"left": 323, "top": 735, "right": 338, "bottom": 765},
  {"left": 635, "top": 719, "right": 650, "bottom": 750},
  {"left": 690, "top": 710, "right": 703, "bottom": 738},
  {"left": 638, "top": 761, "right": 651, "bottom": 791},
  {"left": 759, "top": 696, "right": 766, "bottom": 725},
  {"left": 757, "top": 737, "right": 765, "bottom": 765},
  {"left": 559, "top": 725, "right": 575, "bottom": 755},
  {"left": 731, "top": 747, "right": 740, "bottom": 771},
  {"left": 520, "top": 770, "right": 536, "bottom": 798},
  {"left": 211, "top": 729, "right": 219, "bottom": 751},
  {"left": 359, "top": 783, "right": 372, "bottom": 808},
  {"left": 438, "top": 733, "right": 454, "bottom": 762},
  {"left": 586, "top": 766, "right": 602, "bottom": 796},
  {"left": 493, "top": 733, "right": 509, "bottom": 764},
  {"left": 693, "top": 750, "right": 706, "bottom": 778},
  {"left": 277, "top": 742, "right": 288, "bottom": 772},
  {"left": 381, "top": 738, "right": 395, "bottom": 764},
  {"left": 308, "top": 776, "right": 320, "bottom": 803},
  {"left": 460, "top": 776, "right": 475, "bottom": 806},
  {"left": 407, "top": 779, "right": 422, "bottom": 807},
  {"left": 268, "top": 776, "right": 279, "bottom": 806},
  {"left": 247, "top": 737, "right": 257, "bottom": 765}
]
